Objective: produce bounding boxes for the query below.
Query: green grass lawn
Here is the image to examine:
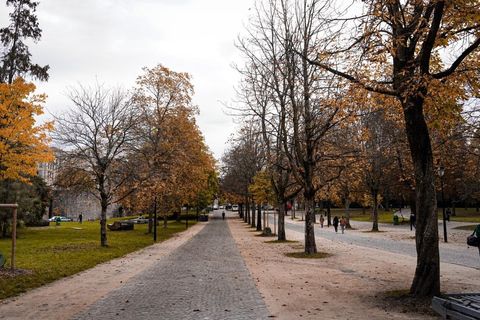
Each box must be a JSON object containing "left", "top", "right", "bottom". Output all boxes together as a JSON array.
[{"left": 0, "top": 217, "right": 195, "bottom": 300}]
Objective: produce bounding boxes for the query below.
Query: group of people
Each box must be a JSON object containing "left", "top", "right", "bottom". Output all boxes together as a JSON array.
[{"left": 319, "top": 214, "right": 347, "bottom": 234}]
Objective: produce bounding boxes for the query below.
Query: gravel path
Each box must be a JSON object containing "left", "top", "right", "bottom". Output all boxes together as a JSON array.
[
  {"left": 269, "top": 214, "right": 480, "bottom": 269},
  {"left": 70, "top": 212, "right": 270, "bottom": 320}
]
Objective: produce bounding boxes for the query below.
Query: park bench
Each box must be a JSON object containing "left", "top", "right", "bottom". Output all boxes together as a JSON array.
[{"left": 431, "top": 293, "right": 480, "bottom": 319}]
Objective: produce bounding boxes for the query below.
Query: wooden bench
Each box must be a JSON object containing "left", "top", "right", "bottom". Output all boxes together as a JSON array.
[{"left": 431, "top": 293, "right": 480, "bottom": 319}]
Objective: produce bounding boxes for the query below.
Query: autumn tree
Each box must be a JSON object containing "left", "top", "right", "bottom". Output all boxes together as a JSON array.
[
  {"left": 52, "top": 83, "right": 138, "bottom": 247},
  {"left": 0, "top": 78, "right": 52, "bottom": 182},
  {"left": 221, "top": 124, "right": 265, "bottom": 224},
  {"left": 122, "top": 64, "right": 215, "bottom": 231},
  {"left": 357, "top": 108, "right": 400, "bottom": 231},
  {"left": 0, "top": 0, "right": 49, "bottom": 84},
  {"left": 249, "top": 170, "right": 276, "bottom": 231},
  {"left": 306, "top": 0, "right": 480, "bottom": 296},
  {"left": 0, "top": 78, "right": 53, "bottom": 239},
  {"left": 235, "top": 0, "right": 302, "bottom": 240},
  {"left": 267, "top": 0, "right": 350, "bottom": 253}
]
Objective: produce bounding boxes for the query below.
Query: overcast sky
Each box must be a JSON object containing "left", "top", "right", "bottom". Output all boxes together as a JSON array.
[{"left": 1, "top": 0, "right": 254, "bottom": 159}]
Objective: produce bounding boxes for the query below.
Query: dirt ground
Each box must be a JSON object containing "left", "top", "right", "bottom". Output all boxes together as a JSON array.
[
  {"left": 228, "top": 215, "right": 479, "bottom": 319},
  {"left": 0, "top": 214, "right": 478, "bottom": 319}
]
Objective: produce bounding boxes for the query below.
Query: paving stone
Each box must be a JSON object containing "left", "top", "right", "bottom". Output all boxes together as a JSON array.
[{"left": 70, "top": 212, "right": 270, "bottom": 320}]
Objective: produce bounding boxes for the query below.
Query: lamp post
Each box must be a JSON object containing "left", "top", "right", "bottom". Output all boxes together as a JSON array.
[{"left": 437, "top": 166, "right": 448, "bottom": 243}]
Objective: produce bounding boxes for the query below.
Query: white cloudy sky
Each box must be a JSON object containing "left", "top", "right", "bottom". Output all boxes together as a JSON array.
[{"left": 1, "top": 0, "right": 254, "bottom": 159}]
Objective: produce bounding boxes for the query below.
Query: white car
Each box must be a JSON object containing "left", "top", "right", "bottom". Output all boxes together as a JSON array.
[
  {"left": 49, "top": 216, "right": 72, "bottom": 222},
  {"left": 232, "top": 205, "right": 238, "bottom": 211},
  {"left": 130, "top": 216, "right": 149, "bottom": 224}
]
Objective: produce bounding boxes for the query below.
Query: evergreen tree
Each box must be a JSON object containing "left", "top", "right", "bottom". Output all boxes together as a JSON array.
[{"left": 0, "top": 0, "right": 49, "bottom": 84}]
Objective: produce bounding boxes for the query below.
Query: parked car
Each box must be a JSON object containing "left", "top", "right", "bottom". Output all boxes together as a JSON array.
[
  {"left": 130, "top": 216, "right": 149, "bottom": 224},
  {"left": 232, "top": 205, "right": 239, "bottom": 211},
  {"left": 48, "top": 216, "right": 72, "bottom": 222}
]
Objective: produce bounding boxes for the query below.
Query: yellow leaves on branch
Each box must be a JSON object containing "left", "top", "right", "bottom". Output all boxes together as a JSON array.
[{"left": 0, "top": 78, "right": 53, "bottom": 182}]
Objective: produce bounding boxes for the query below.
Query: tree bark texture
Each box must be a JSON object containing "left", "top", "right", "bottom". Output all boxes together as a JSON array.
[
  {"left": 403, "top": 96, "right": 440, "bottom": 296},
  {"left": 256, "top": 205, "right": 262, "bottom": 231},
  {"left": 304, "top": 197, "right": 317, "bottom": 254}
]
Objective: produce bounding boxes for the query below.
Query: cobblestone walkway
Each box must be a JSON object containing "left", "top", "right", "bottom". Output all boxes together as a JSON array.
[{"left": 71, "top": 212, "right": 270, "bottom": 320}]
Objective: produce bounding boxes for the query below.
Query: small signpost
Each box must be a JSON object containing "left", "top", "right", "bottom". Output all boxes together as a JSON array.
[{"left": 0, "top": 203, "right": 19, "bottom": 270}]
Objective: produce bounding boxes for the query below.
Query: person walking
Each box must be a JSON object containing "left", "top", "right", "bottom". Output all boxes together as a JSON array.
[
  {"left": 79, "top": 213, "right": 83, "bottom": 224},
  {"left": 446, "top": 208, "right": 452, "bottom": 221},
  {"left": 333, "top": 216, "right": 339, "bottom": 233},
  {"left": 222, "top": 211, "right": 225, "bottom": 220},
  {"left": 320, "top": 214, "right": 324, "bottom": 228},
  {"left": 340, "top": 216, "right": 346, "bottom": 234},
  {"left": 410, "top": 213, "right": 416, "bottom": 231}
]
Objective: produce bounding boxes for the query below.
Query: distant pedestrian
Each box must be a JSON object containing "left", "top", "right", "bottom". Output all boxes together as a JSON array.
[
  {"left": 79, "top": 213, "right": 83, "bottom": 224},
  {"left": 446, "top": 208, "right": 451, "bottom": 221},
  {"left": 340, "top": 216, "right": 346, "bottom": 234},
  {"left": 333, "top": 216, "right": 339, "bottom": 233},
  {"left": 410, "top": 213, "right": 416, "bottom": 231},
  {"left": 222, "top": 211, "right": 225, "bottom": 220},
  {"left": 320, "top": 215, "right": 324, "bottom": 228}
]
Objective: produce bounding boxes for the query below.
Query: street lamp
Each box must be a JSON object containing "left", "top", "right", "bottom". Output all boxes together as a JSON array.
[{"left": 437, "top": 166, "right": 448, "bottom": 243}]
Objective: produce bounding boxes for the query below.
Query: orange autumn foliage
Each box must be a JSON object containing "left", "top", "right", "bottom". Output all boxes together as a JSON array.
[{"left": 0, "top": 78, "right": 53, "bottom": 182}]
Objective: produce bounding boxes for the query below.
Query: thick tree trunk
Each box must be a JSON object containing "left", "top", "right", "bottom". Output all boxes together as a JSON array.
[
  {"left": 304, "top": 195, "right": 317, "bottom": 254},
  {"left": 403, "top": 96, "right": 440, "bottom": 296},
  {"left": 256, "top": 204, "right": 262, "bottom": 231},
  {"left": 148, "top": 208, "right": 153, "bottom": 234},
  {"left": 100, "top": 195, "right": 108, "bottom": 247}
]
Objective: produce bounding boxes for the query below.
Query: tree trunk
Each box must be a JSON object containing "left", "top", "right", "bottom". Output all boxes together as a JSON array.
[
  {"left": 239, "top": 203, "right": 243, "bottom": 219},
  {"left": 256, "top": 204, "right": 262, "bottom": 231},
  {"left": 100, "top": 195, "right": 108, "bottom": 247},
  {"left": 245, "top": 196, "right": 250, "bottom": 224},
  {"left": 304, "top": 194, "right": 317, "bottom": 254},
  {"left": 148, "top": 207, "right": 153, "bottom": 234},
  {"left": 372, "top": 191, "right": 379, "bottom": 232},
  {"left": 403, "top": 96, "right": 440, "bottom": 296},
  {"left": 251, "top": 200, "right": 256, "bottom": 228},
  {"left": 277, "top": 197, "right": 286, "bottom": 241},
  {"left": 344, "top": 197, "right": 352, "bottom": 229},
  {"left": 327, "top": 200, "right": 331, "bottom": 227}
]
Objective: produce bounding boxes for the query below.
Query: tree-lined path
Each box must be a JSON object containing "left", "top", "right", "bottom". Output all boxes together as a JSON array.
[{"left": 70, "top": 211, "right": 270, "bottom": 320}]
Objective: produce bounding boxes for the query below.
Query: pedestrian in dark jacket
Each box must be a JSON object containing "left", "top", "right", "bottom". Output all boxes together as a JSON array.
[
  {"left": 333, "top": 216, "right": 339, "bottom": 233},
  {"left": 410, "top": 213, "right": 416, "bottom": 231}
]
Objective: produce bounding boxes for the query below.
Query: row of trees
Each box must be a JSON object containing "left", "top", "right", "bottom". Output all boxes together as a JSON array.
[
  {"left": 0, "top": 1, "right": 217, "bottom": 248},
  {"left": 221, "top": 0, "right": 480, "bottom": 297},
  {"left": 53, "top": 64, "right": 217, "bottom": 247}
]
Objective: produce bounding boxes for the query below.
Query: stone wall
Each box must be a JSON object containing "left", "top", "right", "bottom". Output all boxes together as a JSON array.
[{"left": 47, "top": 190, "right": 121, "bottom": 221}]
